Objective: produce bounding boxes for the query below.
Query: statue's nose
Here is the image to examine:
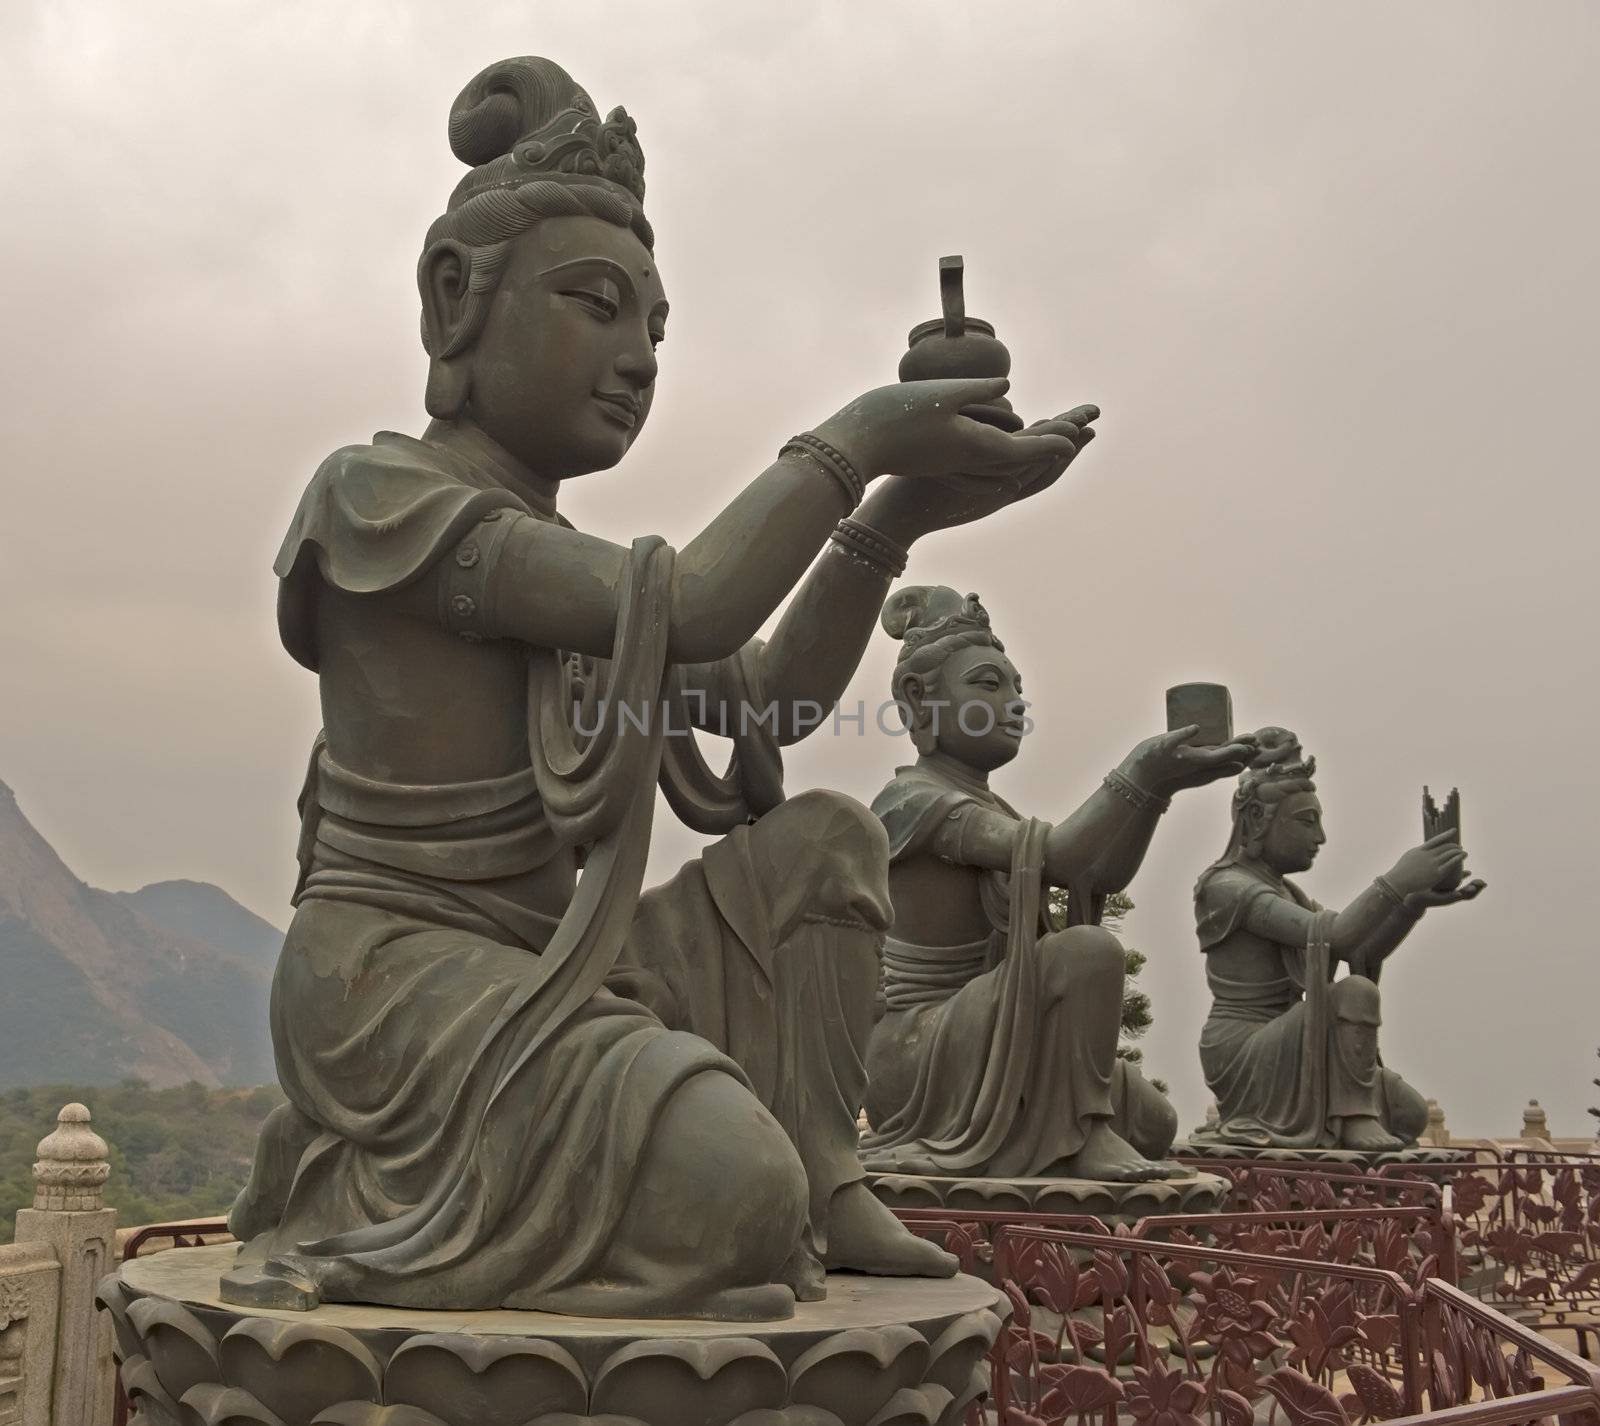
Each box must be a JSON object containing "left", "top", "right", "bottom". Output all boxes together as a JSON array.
[{"left": 615, "top": 343, "right": 658, "bottom": 390}]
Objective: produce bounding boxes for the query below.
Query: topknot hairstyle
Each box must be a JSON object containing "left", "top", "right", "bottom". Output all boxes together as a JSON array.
[
  {"left": 419, "top": 57, "right": 653, "bottom": 367},
  {"left": 882, "top": 587, "right": 1005, "bottom": 747},
  {"left": 883, "top": 585, "right": 1003, "bottom": 687},
  {"left": 1232, "top": 727, "right": 1317, "bottom": 815}
]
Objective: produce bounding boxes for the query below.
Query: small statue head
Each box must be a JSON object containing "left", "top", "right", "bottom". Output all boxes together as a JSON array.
[
  {"left": 882, "top": 586, "right": 1027, "bottom": 771},
  {"left": 418, "top": 57, "right": 664, "bottom": 480},
  {"left": 1227, "top": 727, "right": 1324, "bottom": 873}
]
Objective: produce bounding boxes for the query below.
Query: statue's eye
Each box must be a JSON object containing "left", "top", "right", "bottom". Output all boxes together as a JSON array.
[
  {"left": 562, "top": 280, "right": 620, "bottom": 321},
  {"left": 649, "top": 325, "right": 666, "bottom": 350}
]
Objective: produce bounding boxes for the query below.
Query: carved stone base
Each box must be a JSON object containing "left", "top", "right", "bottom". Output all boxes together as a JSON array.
[
  {"left": 868, "top": 1169, "right": 1229, "bottom": 1225},
  {"left": 98, "top": 1242, "right": 1007, "bottom": 1426},
  {"left": 1174, "top": 1138, "right": 1473, "bottom": 1169}
]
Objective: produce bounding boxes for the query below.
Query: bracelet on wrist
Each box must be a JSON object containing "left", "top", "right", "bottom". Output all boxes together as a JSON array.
[
  {"left": 1103, "top": 768, "right": 1171, "bottom": 815},
  {"left": 830, "top": 516, "right": 908, "bottom": 579},
  {"left": 781, "top": 432, "right": 865, "bottom": 509},
  {"left": 1374, "top": 874, "right": 1421, "bottom": 918}
]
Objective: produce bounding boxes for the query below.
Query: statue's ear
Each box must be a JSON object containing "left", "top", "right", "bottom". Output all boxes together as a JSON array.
[
  {"left": 419, "top": 241, "right": 474, "bottom": 417},
  {"left": 895, "top": 671, "right": 925, "bottom": 727},
  {"left": 420, "top": 241, "right": 471, "bottom": 349},
  {"left": 897, "top": 670, "right": 940, "bottom": 754}
]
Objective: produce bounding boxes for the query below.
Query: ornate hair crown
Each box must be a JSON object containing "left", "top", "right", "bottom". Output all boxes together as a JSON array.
[
  {"left": 445, "top": 57, "right": 646, "bottom": 214},
  {"left": 1232, "top": 726, "right": 1317, "bottom": 812}
]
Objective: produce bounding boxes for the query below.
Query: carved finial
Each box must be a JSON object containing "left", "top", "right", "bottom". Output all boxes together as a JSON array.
[
  {"left": 1423, "top": 1097, "right": 1449, "bottom": 1146},
  {"left": 32, "top": 1102, "right": 110, "bottom": 1212},
  {"left": 1521, "top": 1098, "right": 1551, "bottom": 1141}
]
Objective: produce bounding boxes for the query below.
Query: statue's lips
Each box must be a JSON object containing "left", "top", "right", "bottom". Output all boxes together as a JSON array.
[{"left": 592, "top": 391, "right": 641, "bottom": 427}]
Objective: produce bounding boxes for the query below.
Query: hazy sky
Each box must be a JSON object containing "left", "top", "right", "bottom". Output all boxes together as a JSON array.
[{"left": 2, "top": 1, "right": 1596, "bottom": 1137}]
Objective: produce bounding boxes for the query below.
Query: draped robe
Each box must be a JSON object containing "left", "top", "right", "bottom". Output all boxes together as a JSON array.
[
  {"left": 858, "top": 762, "right": 1175, "bottom": 1177},
  {"left": 227, "top": 431, "right": 883, "bottom": 1312}
]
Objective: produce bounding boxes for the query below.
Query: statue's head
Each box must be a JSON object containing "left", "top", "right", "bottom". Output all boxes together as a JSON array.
[
  {"left": 418, "top": 57, "right": 664, "bottom": 481},
  {"left": 1226, "top": 728, "right": 1324, "bottom": 873},
  {"left": 882, "top": 586, "right": 1027, "bottom": 772}
]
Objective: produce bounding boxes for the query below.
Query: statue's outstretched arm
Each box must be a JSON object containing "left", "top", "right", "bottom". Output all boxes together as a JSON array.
[
  {"left": 1045, "top": 731, "right": 1255, "bottom": 894},
  {"left": 1336, "top": 833, "right": 1478, "bottom": 974},
  {"left": 745, "top": 544, "right": 897, "bottom": 743},
  {"left": 917, "top": 783, "right": 1163, "bottom": 894},
  {"left": 1239, "top": 884, "right": 1417, "bottom": 972},
  {"left": 462, "top": 378, "right": 1073, "bottom": 665},
  {"left": 463, "top": 451, "right": 859, "bottom": 662}
]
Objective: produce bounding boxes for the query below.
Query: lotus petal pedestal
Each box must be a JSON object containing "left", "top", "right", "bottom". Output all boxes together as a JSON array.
[
  {"left": 98, "top": 1243, "right": 1007, "bottom": 1426},
  {"left": 1174, "top": 1139, "right": 1473, "bottom": 1169},
  {"left": 868, "top": 1169, "right": 1229, "bottom": 1227}
]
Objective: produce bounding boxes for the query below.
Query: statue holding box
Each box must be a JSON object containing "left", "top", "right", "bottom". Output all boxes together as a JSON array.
[
  {"left": 860, "top": 590, "right": 1255, "bottom": 1181},
  {"left": 1193, "top": 730, "right": 1486, "bottom": 1152}
]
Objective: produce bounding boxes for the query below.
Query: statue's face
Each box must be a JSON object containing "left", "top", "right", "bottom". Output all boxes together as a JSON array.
[
  {"left": 923, "top": 642, "right": 1028, "bottom": 772},
  {"left": 1260, "top": 790, "right": 1325, "bottom": 874},
  {"left": 465, "top": 215, "right": 667, "bottom": 479}
]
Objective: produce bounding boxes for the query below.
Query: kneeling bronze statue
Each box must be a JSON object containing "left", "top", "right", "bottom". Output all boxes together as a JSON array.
[
  {"left": 861, "top": 587, "right": 1254, "bottom": 1182},
  {"left": 1192, "top": 730, "right": 1485, "bottom": 1152}
]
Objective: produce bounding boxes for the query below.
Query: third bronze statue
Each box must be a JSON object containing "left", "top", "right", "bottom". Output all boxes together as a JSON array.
[
  {"left": 223, "top": 55, "right": 1102, "bottom": 1322},
  {"left": 1192, "top": 729, "right": 1486, "bottom": 1153},
  {"left": 860, "top": 588, "right": 1256, "bottom": 1182}
]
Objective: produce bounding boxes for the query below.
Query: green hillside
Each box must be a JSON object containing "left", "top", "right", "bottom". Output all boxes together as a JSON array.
[{"left": 0, "top": 1081, "right": 281, "bottom": 1243}]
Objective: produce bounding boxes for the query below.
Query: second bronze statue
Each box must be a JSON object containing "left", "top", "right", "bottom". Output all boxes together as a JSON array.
[{"left": 859, "top": 586, "right": 1257, "bottom": 1182}]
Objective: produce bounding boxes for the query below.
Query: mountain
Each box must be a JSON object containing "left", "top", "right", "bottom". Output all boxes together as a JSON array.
[
  {"left": 110, "top": 880, "right": 283, "bottom": 972},
  {"left": 0, "top": 780, "right": 280, "bottom": 1088}
]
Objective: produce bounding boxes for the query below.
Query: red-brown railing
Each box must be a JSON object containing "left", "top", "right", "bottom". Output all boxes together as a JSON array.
[
  {"left": 978, "top": 1221, "right": 1600, "bottom": 1426},
  {"left": 105, "top": 1184, "right": 1600, "bottom": 1426}
]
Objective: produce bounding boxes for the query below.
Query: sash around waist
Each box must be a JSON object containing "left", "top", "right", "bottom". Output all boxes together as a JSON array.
[
  {"left": 1204, "top": 969, "right": 1299, "bottom": 1024},
  {"left": 316, "top": 752, "right": 542, "bottom": 826},
  {"left": 307, "top": 751, "right": 560, "bottom": 882},
  {"left": 881, "top": 932, "right": 997, "bottom": 1011}
]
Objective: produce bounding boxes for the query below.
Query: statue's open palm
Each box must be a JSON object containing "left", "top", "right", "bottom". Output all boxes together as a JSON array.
[
  {"left": 853, "top": 403, "right": 1100, "bottom": 540},
  {"left": 1408, "top": 877, "right": 1488, "bottom": 910},
  {"left": 1125, "top": 726, "right": 1260, "bottom": 796}
]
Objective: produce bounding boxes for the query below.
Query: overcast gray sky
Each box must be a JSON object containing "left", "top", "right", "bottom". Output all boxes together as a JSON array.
[{"left": 2, "top": 0, "right": 1595, "bottom": 1137}]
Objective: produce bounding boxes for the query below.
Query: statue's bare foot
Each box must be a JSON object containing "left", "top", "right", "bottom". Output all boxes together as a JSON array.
[
  {"left": 860, "top": 1148, "right": 941, "bottom": 1177},
  {"left": 1339, "top": 1116, "right": 1404, "bottom": 1153},
  {"left": 823, "top": 1181, "right": 957, "bottom": 1278},
  {"left": 1056, "top": 1121, "right": 1172, "bottom": 1183},
  {"left": 1135, "top": 1158, "right": 1193, "bottom": 1181}
]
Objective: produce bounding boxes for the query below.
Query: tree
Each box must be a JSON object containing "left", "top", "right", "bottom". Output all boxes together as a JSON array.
[
  {"left": 1044, "top": 888, "right": 1167, "bottom": 1093},
  {"left": 1590, "top": 1047, "right": 1598, "bottom": 1136}
]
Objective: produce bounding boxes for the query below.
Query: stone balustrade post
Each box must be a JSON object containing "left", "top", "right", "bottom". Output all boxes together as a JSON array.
[
  {"left": 1520, "top": 1098, "right": 1552, "bottom": 1142},
  {"left": 1421, "top": 1097, "right": 1450, "bottom": 1147},
  {"left": 12, "top": 1104, "right": 116, "bottom": 1426}
]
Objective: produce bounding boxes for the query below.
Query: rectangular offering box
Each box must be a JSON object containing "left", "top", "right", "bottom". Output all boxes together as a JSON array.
[{"left": 1166, "top": 683, "right": 1234, "bottom": 747}]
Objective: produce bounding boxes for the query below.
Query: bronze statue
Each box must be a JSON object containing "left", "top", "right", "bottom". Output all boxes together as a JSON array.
[
  {"left": 860, "top": 587, "right": 1255, "bottom": 1182},
  {"left": 224, "top": 56, "right": 1099, "bottom": 1321},
  {"left": 1193, "top": 730, "right": 1486, "bottom": 1152}
]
